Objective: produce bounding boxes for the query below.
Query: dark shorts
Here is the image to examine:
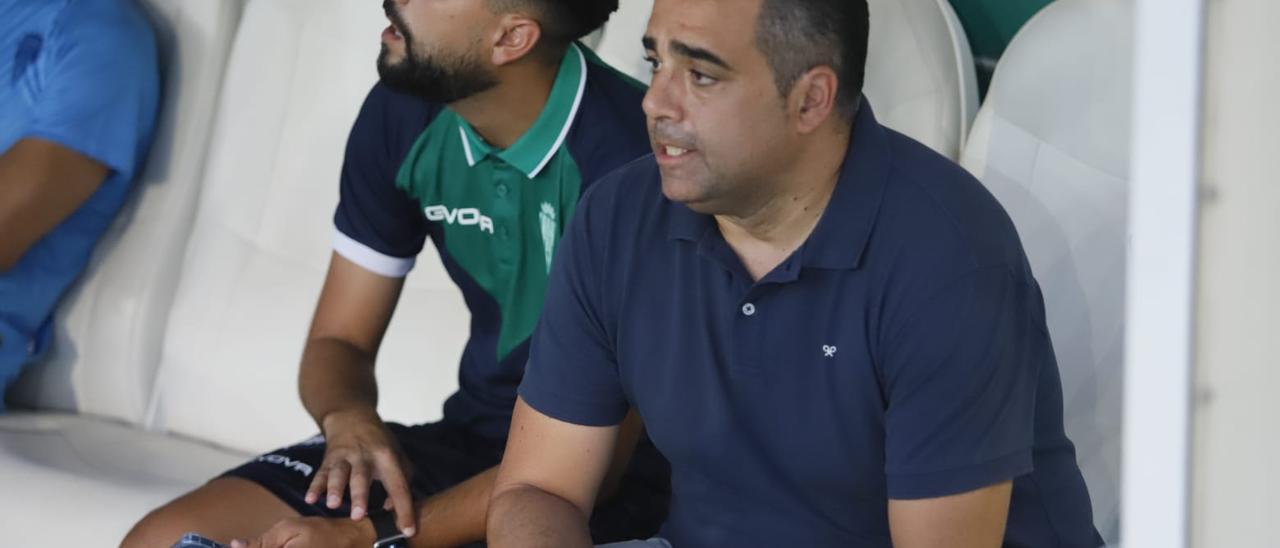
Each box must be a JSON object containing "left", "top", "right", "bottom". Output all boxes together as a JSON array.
[{"left": 222, "top": 420, "right": 670, "bottom": 545}]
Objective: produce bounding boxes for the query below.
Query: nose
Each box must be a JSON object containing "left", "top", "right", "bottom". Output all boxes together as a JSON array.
[{"left": 642, "top": 66, "right": 682, "bottom": 124}]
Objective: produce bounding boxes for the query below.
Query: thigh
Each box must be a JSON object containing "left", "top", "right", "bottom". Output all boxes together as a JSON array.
[
  {"left": 126, "top": 423, "right": 501, "bottom": 547},
  {"left": 122, "top": 476, "right": 296, "bottom": 547},
  {"left": 126, "top": 433, "right": 328, "bottom": 547},
  {"left": 224, "top": 423, "right": 499, "bottom": 518}
]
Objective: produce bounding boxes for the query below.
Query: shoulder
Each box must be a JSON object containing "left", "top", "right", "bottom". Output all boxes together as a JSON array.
[
  {"left": 564, "top": 48, "right": 651, "bottom": 182},
  {"left": 348, "top": 83, "right": 443, "bottom": 161},
  {"left": 50, "top": 0, "right": 156, "bottom": 61},
  {"left": 359, "top": 83, "right": 443, "bottom": 133},
  {"left": 572, "top": 153, "right": 666, "bottom": 242},
  {"left": 872, "top": 128, "right": 1031, "bottom": 280}
]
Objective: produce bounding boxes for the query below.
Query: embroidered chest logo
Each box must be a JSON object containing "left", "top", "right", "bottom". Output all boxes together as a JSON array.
[
  {"left": 823, "top": 345, "right": 838, "bottom": 358},
  {"left": 539, "top": 202, "right": 557, "bottom": 273},
  {"left": 13, "top": 34, "right": 42, "bottom": 83},
  {"left": 424, "top": 204, "right": 495, "bottom": 234}
]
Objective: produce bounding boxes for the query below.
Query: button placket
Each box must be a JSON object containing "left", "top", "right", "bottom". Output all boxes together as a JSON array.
[
  {"left": 732, "top": 289, "right": 769, "bottom": 372},
  {"left": 489, "top": 165, "right": 520, "bottom": 271}
]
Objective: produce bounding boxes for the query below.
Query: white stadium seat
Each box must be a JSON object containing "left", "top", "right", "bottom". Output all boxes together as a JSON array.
[
  {"left": 4, "top": 0, "right": 469, "bottom": 544},
  {"left": 961, "top": 0, "right": 1133, "bottom": 543},
  {"left": 592, "top": 0, "right": 979, "bottom": 160},
  {"left": 9, "top": 0, "right": 244, "bottom": 425},
  {"left": 148, "top": 0, "right": 465, "bottom": 455},
  {"left": 1, "top": 1, "right": 247, "bottom": 545}
]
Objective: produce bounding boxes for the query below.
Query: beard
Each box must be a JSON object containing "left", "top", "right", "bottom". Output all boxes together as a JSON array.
[{"left": 376, "top": 5, "right": 497, "bottom": 103}]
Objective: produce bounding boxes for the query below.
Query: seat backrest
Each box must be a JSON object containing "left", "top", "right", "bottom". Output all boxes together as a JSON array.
[
  {"left": 959, "top": 0, "right": 1133, "bottom": 542},
  {"left": 146, "top": 0, "right": 467, "bottom": 453},
  {"left": 865, "top": 0, "right": 978, "bottom": 159},
  {"left": 9, "top": 0, "right": 244, "bottom": 424},
  {"left": 591, "top": 0, "right": 978, "bottom": 160}
]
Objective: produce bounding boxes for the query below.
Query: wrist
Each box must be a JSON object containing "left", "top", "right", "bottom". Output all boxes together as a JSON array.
[
  {"left": 368, "top": 508, "right": 413, "bottom": 548},
  {"left": 352, "top": 515, "right": 379, "bottom": 547},
  {"left": 321, "top": 406, "right": 380, "bottom": 435}
]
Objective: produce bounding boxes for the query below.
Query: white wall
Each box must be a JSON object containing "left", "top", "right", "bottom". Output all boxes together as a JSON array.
[{"left": 1190, "top": 0, "right": 1280, "bottom": 545}]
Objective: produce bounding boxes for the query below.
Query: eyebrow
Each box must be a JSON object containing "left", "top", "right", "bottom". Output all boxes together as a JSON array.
[{"left": 642, "top": 35, "right": 734, "bottom": 71}]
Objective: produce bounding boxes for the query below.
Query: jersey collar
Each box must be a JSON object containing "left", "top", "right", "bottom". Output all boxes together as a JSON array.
[{"left": 457, "top": 42, "right": 588, "bottom": 179}]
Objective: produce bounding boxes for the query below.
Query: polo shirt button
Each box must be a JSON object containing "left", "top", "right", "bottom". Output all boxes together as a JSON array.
[
  {"left": 496, "top": 183, "right": 509, "bottom": 197},
  {"left": 741, "top": 303, "right": 756, "bottom": 316}
]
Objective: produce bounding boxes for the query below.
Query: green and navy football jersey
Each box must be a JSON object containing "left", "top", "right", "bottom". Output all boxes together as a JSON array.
[{"left": 333, "top": 43, "right": 650, "bottom": 440}]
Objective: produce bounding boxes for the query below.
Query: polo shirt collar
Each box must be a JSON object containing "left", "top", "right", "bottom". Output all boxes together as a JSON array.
[
  {"left": 800, "top": 100, "right": 891, "bottom": 270},
  {"left": 457, "top": 42, "right": 588, "bottom": 179},
  {"left": 666, "top": 99, "right": 891, "bottom": 271}
]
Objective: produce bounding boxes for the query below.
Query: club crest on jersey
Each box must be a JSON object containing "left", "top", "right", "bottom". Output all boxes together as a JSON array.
[{"left": 540, "top": 202, "right": 557, "bottom": 273}]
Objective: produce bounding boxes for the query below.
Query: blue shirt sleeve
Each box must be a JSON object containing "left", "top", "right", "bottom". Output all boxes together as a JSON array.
[
  {"left": 518, "top": 180, "right": 630, "bottom": 427},
  {"left": 333, "top": 85, "right": 438, "bottom": 276},
  {"left": 880, "top": 265, "right": 1039, "bottom": 500},
  {"left": 27, "top": 3, "right": 158, "bottom": 180}
]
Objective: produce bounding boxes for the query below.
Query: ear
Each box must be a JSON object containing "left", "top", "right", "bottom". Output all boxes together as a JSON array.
[
  {"left": 789, "top": 66, "right": 839, "bottom": 134},
  {"left": 490, "top": 14, "right": 543, "bottom": 66}
]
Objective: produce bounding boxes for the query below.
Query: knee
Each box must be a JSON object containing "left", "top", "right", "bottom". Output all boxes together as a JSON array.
[{"left": 121, "top": 505, "right": 187, "bottom": 548}]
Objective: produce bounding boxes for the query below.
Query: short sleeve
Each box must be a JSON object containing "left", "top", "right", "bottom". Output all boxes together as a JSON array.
[
  {"left": 881, "top": 266, "right": 1040, "bottom": 500},
  {"left": 518, "top": 184, "right": 629, "bottom": 427},
  {"left": 28, "top": 5, "right": 159, "bottom": 180},
  {"left": 333, "top": 86, "right": 434, "bottom": 278}
]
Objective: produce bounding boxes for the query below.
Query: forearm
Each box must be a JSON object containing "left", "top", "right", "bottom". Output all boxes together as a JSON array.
[
  {"left": 0, "top": 139, "right": 108, "bottom": 272},
  {"left": 394, "top": 467, "right": 495, "bottom": 547},
  {"left": 298, "top": 336, "right": 381, "bottom": 428},
  {"left": 487, "top": 484, "right": 594, "bottom": 548}
]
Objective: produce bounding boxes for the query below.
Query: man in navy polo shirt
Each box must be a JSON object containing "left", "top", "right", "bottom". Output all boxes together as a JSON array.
[
  {"left": 490, "top": 0, "right": 1102, "bottom": 546},
  {"left": 126, "top": 1, "right": 668, "bottom": 547}
]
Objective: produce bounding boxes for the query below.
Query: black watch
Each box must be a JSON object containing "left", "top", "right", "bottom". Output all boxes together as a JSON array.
[{"left": 369, "top": 509, "right": 409, "bottom": 548}]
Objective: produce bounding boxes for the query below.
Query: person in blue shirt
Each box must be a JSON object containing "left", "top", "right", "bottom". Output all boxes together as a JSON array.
[
  {"left": 0, "top": 0, "right": 160, "bottom": 412},
  {"left": 490, "top": 0, "right": 1103, "bottom": 547}
]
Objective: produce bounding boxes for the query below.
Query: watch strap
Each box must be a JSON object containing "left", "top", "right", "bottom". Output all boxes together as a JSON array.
[{"left": 369, "top": 509, "right": 408, "bottom": 548}]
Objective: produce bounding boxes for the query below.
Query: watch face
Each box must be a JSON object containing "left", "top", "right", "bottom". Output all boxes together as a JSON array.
[{"left": 372, "top": 535, "right": 409, "bottom": 548}]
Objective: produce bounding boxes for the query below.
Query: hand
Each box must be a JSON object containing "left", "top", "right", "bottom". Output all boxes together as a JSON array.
[
  {"left": 305, "top": 407, "right": 417, "bottom": 536},
  {"left": 230, "top": 517, "right": 374, "bottom": 548}
]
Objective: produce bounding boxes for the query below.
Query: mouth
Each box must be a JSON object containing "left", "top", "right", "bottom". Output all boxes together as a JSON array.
[
  {"left": 655, "top": 142, "right": 698, "bottom": 165},
  {"left": 382, "top": 7, "right": 406, "bottom": 43},
  {"left": 382, "top": 23, "right": 404, "bottom": 42}
]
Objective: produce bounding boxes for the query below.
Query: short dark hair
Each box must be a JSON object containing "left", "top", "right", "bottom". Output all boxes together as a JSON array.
[
  {"left": 755, "top": 0, "right": 870, "bottom": 119},
  {"left": 489, "top": 0, "right": 619, "bottom": 46}
]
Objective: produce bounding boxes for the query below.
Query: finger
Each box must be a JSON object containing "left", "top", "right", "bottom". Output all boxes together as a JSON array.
[
  {"left": 348, "top": 459, "right": 372, "bottom": 520},
  {"left": 382, "top": 498, "right": 394, "bottom": 511},
  {"left": 326, "top": 460, "right": 352, "bottom": 509},
  {"left": 305, "top": 465, "right": 329, "bottom": 505},
  {"left": 261, "top": 520, "right": 302, "bottom": 548},
  {"left": 374, "top": 452, "right": 417, "bottom": 536}
]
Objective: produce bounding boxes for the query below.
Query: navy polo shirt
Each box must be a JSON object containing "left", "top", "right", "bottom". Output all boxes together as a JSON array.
[{"left": 519, "top": 103, "right": 1102, "bottom": 546}]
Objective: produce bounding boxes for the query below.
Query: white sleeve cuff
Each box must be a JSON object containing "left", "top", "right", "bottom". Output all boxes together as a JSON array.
[{"left": 332, "top": 229, "right": 416, "bottom": 278}]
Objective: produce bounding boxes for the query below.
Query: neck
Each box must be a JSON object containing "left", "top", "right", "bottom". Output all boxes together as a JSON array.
[
  {"left": 715, "top": 128, "right": 851, "bottom": 280},
  {"left": 449, "top": 52, "right": 561, "bottom": 150}
]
